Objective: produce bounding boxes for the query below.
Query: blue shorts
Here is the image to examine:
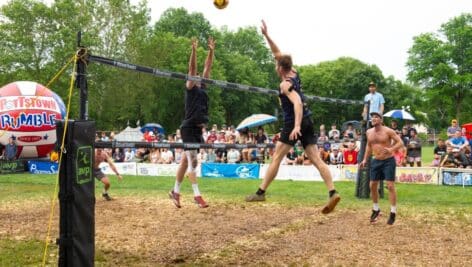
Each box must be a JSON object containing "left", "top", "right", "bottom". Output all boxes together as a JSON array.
[{"left": 370, "top": 157, "right": 396, "bottom": 181}]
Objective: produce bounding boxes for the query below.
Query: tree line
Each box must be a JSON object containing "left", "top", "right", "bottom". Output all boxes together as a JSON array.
[{"left": 0, "top": 1, "right": 470, "bottom": 133}]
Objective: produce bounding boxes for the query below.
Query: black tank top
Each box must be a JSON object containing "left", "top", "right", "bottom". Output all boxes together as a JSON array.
[
  {"left": 182, "top": 84, "right": 209, "bottom": 127},
  {"left": 278, "top": 73, "right": 311, "bottom": 123}
]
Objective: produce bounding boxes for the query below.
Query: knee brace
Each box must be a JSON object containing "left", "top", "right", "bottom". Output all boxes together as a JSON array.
[{"left": 185, "top": 150, "right": 198, "bottom": 174}]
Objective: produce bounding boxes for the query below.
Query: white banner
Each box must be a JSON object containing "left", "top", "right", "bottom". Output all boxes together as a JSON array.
[
  {"left": 395, "top": 167, "right": 439, "bottom": 184},
  {"left": 259, "top": 164, "right": 342, "bottom": 181},
  {"left": 136, "top": 163, "right": 201, "bottom": 177},
  {"left": 98, "top": 162, "right": 137, "bottom": 175}
]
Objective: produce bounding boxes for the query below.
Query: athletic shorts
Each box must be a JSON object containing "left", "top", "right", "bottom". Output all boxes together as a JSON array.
[
  {"left": 181, "top": 126, "right": 204, "bottom": 150},
  {"left": 279, "top": 116, "right": 316, "bottom": 148},
  {"left": 407, "top": 156, "right": 421, "bottom": 163},
  {"left": 94, "top": 168, "right": 106, "bottom": 181},
  {"left": 370, "top": 157, "right": 396, "bottom": 181}
]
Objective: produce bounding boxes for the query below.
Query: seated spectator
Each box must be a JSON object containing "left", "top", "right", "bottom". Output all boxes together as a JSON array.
[
  {"left": 317, "top": 131, "right": 329, "bottom": 143},
  {"left": 447, "top": 119, "right": 461, "bottom": 138},
  {"left": 446, "top": 129, "right": 469, "bottom": 152},
  {"left": 124, "top": 148, "right": 135, "bottom": 162},
  {"left": 100, "top": 132, "right": 109, "bottom": 142},
  {"left": 434, "top": 138, "right": 447, "bottom": 158},
  {"left": 149, "top": 148, "right": 160, "bottom": 163},
  {"left": 283, "top": 147, "right": 298, "bottom": 165},
  {"left": 431, "top": 154, "right": 441, "bottom": 167},
  {"left": 206, "top": 129, "right": 218, "bottom": 144},
  {"left": 158, "top": 148, "right": 173, "bottom": 164},
  {"left": 112, "top": 148, "right": 124, "bottom": 162},
  {"left": 328, "top": 123, "right": 340, "bottom": 140},
  {"left": 329, "top": 146, "right": 343, "bottom": 165},
  {"left": 318, "top": 146, "right": 329, "bottom": 163},
  {"left": 197, "top": 149, "right": 207, "bottom": 164},
  {"left": 206, "top": 149, "right": 217, "bottom": 163},
  {"left": 407, "top": 129, "right": 422, "bottom": 167},
  {"left": 451, "top": 147, "right": 470, "bottom": 168},
  {"left": 226, "top": 148, "right": 241, "bottom": 163},
  {"left": 343, "top": 142, "right": 358, "bottom": 165},
  {"left": 343, "top": 123, "right": 357, "bottom": 140},
  {"left": 109, "top": 131, "right": 115, "bottom": 141}
]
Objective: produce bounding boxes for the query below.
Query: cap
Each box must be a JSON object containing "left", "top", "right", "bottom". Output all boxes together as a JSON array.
[
  {"left": 368, "top": 81, "right": 376, "bottom": 87},
  {"left": 452, "top": 148, "right": 460, "bottom": 153},
  {"left": 452, "top": 119, "right": 457, "bottom": 123},
  {"left": 370, "top": 111, "right": 382, "bottom": 119}
]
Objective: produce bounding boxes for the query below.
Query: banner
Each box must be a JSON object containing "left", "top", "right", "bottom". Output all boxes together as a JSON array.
[
  {"left": 340, "top": 165, "right": 358, "bottom": 181},
  {"left": 259, "top": 164, "right": 342, "bottom": 181},
  {"left": 0, "top": 160, "right": 26, "bottom": 174},
  {"left": 395, "top": 167, "right": 439, "bottom": 184},
  {"left": 98, "top": 162, "right": 137, "bottom": 175},
  {"left": 201, "top": 163, "right": 259, "bottom": 179},
  {"left": 441, "top": 168, "right": 472, "bottom": 186},
  {"left": 136, "top": 163, "right": 201, "bottom": 177},
  {"left": 27, "top": 160, "right": 58, "bottom": 174}
]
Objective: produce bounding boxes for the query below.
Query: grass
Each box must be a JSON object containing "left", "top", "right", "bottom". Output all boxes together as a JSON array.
[{"left": 1, "top": 172, "right": 471, "bottom": 265}]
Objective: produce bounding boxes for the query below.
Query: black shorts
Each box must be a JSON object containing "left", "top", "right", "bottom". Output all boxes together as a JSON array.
[
  {"left": 279, "top": 116, "right": 316, "bottom": 148},
  {"left": 181, "top": 126, "right": 204, "bottom": 150},
  {"left": 94, "top": 168, "right": 106, "bottom": 181},
  {"left": 370, "top": 157, "right": 396, "bottom": 181}
]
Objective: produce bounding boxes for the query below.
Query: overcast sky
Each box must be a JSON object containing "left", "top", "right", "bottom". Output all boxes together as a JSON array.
[
  {"left": 137, "top": 0, "right": 470, "bottom": 82},
  {"left": 1, "top": 0, "right": 470, "bottom": 81}
]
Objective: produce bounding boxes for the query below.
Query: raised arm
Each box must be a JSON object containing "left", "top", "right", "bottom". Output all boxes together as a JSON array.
[
  {"left": 261, "top": 20, "right": 282, "bottom": 60},
  {"left": 186, "top": 38, "right": 198, "bottom": 89},
  {"left": 202, "top": 37, "right": 215, "bottom": 79}
]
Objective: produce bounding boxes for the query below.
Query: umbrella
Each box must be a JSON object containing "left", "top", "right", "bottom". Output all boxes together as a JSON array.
[
  {"left": 140, "top": 123, "right": 165, "bottom": 134},
  {"left": 383, "top": 109, "right": 415, "bottom": 120},
  {"left": 236, "top": 114, "right": 277, "bottom": 131},
  {"left": 341, "top": 120, "right": 361, "bottom": 132}
]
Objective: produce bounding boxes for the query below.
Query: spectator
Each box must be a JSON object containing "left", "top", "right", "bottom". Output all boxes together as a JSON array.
[
  {"left": 49, "top": 149, "right": 59, "bottom": 163},
  {"left": 389, "top": 120, "right": 401, "bottom": 134},
  {"left": 174, "top": 148, "right": 184, "bottom": 164},
  {"left": 394, "top": 145, "right": 407, "bottom": 167},
  {"left": 112, "top": 148, "right": 124, "bottom": 162},
  {"left": 407, "top": 129, "right": 422, "bottom": 167},
  {"left": 149, "top": 148, "right": 160, "bottom": 163},
  {"left": 343, "top": 123, "right": 357, "bottom": 140},
  {"left": 447, "top": 129, "right": 469, "bottom": 152},
  {"left": 124, "top": 148, "right": 135, "bottom": 162},
  {"left": 447, "top": 119, "right": 461, "bottom": 138},
  {"left": 197, "top": 149, "right": 207, "bottom": 164},
  {"left": 329, "top": 146, "right": 343, "bottom": 165},
  {"left": 404, "top": 121, "right": 416, "bottom": 139},
  {"left": 255, "top": 127, "right": 267, "bottom": 144},
  {"left": 206, "top": 129, "right": 218, "bottom": 143},
  {"left": 100, "top": 132, "right": 109, "bottom": 142},
  {"left": 206, "top": 148, "right": 217, "bottom": 163},
  {"left": 109, "top": 131, "right": 115, "bottom": 141},
  {"left": 343, "top": 142, "right": 358, "bottom": 165},
  {"left": 158, "top": 148, "right": 174, "bottom": 164},
  {"left": 226, "top": 148, "right": 241, "bottom": 163},
  {"left": 4, "top": 137, "right": 17, "bottom": 160},
  {"left": 431, "top": 154, "right": 441, "bottom": 167},
  {"left": 318, "top": 146, "right": 330, "bottom": 163},
  {"left": 440, "top": 145, "right": 456, "bottom": 167},
  {"left": 451, "top": 148, "right": 470, "bottom": 168},
  {"left": 175, "top": 130, "right": 183, "bottom": 143},
  {"left": 434, "top": 138, "right": 447, "bottom": 158},
  {"left": 328, "top": 123, "right": 341, "bottom": 140},
  {"left": 362, "top": 81, "right": 384, "bottom": 121},
  {"left": 319, "top": 124, "right": 326, "bottom": 136},
  {"left": 400, "top": 127, "right": 410, "bottom": 146},
  {"left": 283, "top": 147, "right": 298, "bottom": 165},
  {"left": 317, "top": 131, "right": 329, "bottom": 143}
]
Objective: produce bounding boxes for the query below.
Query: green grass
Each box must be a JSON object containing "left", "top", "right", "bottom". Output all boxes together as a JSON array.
[{"left": 1, "top": 172, "right": 471, "bottom": 266}]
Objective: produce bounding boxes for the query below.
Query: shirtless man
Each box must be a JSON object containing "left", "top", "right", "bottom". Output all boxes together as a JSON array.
[
  {"left": 360, "top": 112, "right": 403, "bottom": 225},
  {"left": 94, "top": 148, "right": 123, "bottom": 201}
]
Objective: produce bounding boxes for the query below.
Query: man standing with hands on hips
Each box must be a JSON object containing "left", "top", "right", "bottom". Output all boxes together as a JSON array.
[{"left": 360, "top": 112, "right": 404, "bottom": 225}]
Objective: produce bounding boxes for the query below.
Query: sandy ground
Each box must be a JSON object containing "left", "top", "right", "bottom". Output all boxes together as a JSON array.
[{"left": 1, "top": 196, "right": 471, "bottom": 266}]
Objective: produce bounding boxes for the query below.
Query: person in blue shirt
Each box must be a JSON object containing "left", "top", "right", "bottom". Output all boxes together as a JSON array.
[
  {"left": 447, "top": 129, "right": 469, "bottom": 151},
  {"left": 245, "top": 20, "right": 340, "bottom": 214},
  {"left": 362, "top": 81, "right": 385, "bottom": 121},
  {"left": 4, "top": 137, "right": 17, "bottom": 160}
]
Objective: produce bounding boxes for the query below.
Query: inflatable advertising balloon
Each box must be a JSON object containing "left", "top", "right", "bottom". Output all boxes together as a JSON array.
[{"left": 0, "top": 81, "right": 66, "bottom": 158}]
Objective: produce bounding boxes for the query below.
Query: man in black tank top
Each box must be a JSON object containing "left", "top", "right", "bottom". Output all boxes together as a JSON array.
[
  {"left": 169, "top": 38, "right": 214, "bottom": 209},
  {"left": 246, "top": 20, "right": 340, "bottom": 214}
]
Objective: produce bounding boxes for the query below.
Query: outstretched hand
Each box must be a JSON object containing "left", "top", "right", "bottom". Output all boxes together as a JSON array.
[
  {"left": 117, "top": 174, "right": 123, "bottom": 181},
  {"left": 208, "top": 37, "right": 215, "bottom": 50},
  {"left": 261, "top": 19, "right": 268, "bottom": 36}
]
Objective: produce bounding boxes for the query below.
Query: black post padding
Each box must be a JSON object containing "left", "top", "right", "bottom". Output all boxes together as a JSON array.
[
  {"left": 76, "top": 43, "right": 88, "bottom": 120},
  {"left": 356, "top": 119, "right": 371, "bottom": 198},
  {"left": 57, "top": 120, "right": 96, "bottom": 267}
]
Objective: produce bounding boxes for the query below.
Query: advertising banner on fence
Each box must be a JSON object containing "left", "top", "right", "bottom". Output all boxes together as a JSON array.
[
  {"left": 441, "top": 168, "right": 472, "bottom": 186},
  {"left": 259, "top": 164, "right": 342, "bottom": 181},
  {"left": 98, "top": 162, "right": 137, "bottom": 175},
  {"left": 0, "top": 160, "right": 26, "bottom": 174},
  {"left": 340, "top": 165, "right": 358, "bottom": 181},
  {"left": 201, "top": 163, "right": 259, "bottom": 179},
  {"left": 27, "top": 160, "right": 58, "bottom": 174},
  {"left": 136, "top": 163, "right": 200, "bottom": 177},
  {"left": 395, "top": 167, "right": 439, "bottom": 184}
]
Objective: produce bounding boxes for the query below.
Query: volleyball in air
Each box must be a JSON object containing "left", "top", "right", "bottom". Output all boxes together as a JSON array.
[{"left": 213, "top": 0, "right": 229, "bottom": 9}]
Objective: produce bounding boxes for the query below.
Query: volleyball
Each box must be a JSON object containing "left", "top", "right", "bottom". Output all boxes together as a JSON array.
[
  {"left": 213, "top": 0, "right": 229, "bottom": 9},
  {"left": 0, "top": 81, "right": 66, "bottom": 158}
]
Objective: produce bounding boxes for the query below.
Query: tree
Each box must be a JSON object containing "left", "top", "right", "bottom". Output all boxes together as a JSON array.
[{"left": 407, "top": 13, "right": 472, "bottom": 128}]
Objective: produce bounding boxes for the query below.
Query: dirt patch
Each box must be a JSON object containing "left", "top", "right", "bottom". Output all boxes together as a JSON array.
[{"left": 1, "top": 196, "right": 471, "bottom": 266}]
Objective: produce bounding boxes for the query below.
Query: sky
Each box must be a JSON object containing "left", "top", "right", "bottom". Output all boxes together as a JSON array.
[
  {"left": 135, "top": 0, "right": 470, "bottom": 82},
  {"left": 0, "top": 0, "right": 470, "bottom": 81}
]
